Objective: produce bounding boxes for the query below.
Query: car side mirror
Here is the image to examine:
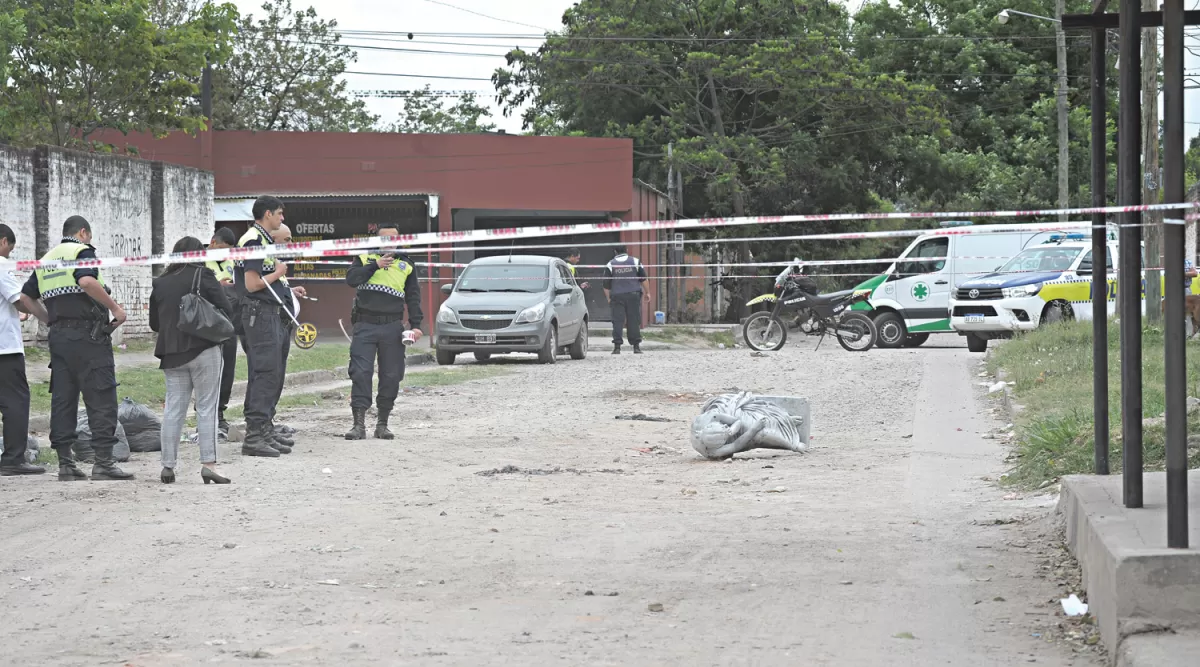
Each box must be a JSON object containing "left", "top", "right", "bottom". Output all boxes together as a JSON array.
[
  {"left": 554, "top": 286, "right": 573, "bottom": 296},
  {"left": 440, "top": 284, "right": 453, "bottom": 295}
]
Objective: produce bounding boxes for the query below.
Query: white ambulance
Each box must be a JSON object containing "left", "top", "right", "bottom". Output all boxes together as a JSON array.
[{"left": 850, "top": 224, "right": 1084, "bottom": 348}]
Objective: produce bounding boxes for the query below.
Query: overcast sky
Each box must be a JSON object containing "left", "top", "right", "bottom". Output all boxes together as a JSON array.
[{"left": 228, "top": 0, "right": 1200, "bottom": 144}]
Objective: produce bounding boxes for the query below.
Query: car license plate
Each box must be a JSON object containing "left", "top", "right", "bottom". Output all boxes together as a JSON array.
[
  {"left": 475, "top": 333, "right": 497, "bottom": 344},
  {"left": 965, "top": 314, "right": 985, "bottom": 323}
]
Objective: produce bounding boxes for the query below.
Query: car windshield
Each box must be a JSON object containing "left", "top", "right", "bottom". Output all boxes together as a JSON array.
[
  {"left": 998, "top": 247, "right": 1083, "bottom": 273},
  {"left": 456, "top": 264, "right": 549, "bottom": 293}
]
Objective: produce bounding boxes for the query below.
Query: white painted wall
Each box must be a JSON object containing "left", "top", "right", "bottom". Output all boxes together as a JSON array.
[
  {"left": 0, "top": 147, "right": 40, "bottom": 343},
  {"left": 162, "top": 165, "right": 214, "bottom": 251}
]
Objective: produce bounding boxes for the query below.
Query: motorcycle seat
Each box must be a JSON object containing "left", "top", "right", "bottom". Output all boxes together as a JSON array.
[{"left": 808, "top": 289, "right": 857, "bottom": 305}]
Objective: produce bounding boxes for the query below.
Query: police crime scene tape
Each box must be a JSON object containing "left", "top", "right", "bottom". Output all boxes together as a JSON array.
[{"left": 0, "top": 201, "right": 1190, "bottom": 273}]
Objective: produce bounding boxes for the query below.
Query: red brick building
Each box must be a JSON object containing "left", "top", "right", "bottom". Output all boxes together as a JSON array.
[{"left": 103, "top": 129, "right": 674, "bottom": 333}]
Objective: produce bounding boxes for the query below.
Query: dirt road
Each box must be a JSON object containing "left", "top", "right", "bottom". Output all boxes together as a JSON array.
[{"left": 0, "top": 341, "right": 1100, "bottom": 666}]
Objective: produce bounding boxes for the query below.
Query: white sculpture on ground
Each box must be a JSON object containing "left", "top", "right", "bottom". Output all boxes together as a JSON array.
[{"left": 690, "top": 391, "right": 808, "bottom": 459}]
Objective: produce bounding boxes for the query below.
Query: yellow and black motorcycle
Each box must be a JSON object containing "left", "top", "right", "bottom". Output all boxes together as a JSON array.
[{"left": 742, "top": 260, "right": 877, "bottom": 352}]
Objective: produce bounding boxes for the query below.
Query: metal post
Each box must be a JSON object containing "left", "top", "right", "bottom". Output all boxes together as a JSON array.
[
  {"left": 1162, "top": 0, "right": 1189, "bottom": 548},
  {"left": 201, "top": 62, "right": 213, "bottom": 121},
  {"left": 1091, "top": 24, "right": 1110, "bottom": 475},
  {"left": 1118, "top": 0, "right": 1144, "bottom": 508},
  {"left": 1057, "top": 0, "right": 1070, "bottom": 221}
]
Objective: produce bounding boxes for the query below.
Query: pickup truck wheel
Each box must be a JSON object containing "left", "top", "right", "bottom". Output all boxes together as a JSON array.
[
  {"left": 966, "top": 333, "right": 988, "bottom": 353},
  {"left": 872, "top": 312, "right": 906, "bottom": 349},
  {"left": 1041, "top": 301, "right": 1073, "bottom": 326}
]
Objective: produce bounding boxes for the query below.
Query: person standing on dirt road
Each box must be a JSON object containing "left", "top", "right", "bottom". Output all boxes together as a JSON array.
[
  {"left": 22, "top": 215, "right": 134, "bottom": 481},
  {"left": 234, "top": 196, "right": 292, "bottom": 459},
  {"left": 207, "top": 227, "right": 239, "bottom": 439},
  {"left": 267, "top": 223, "right": 305, "bottom": 449},
  {"left": 603, "top": 245, "right": 650, "bottom": 355},
  {"left": 0, "top": 224, "right": 50, "bottom": 477},
  {"left": 343, "top": 224, "right": 423, "bottom": 441}
]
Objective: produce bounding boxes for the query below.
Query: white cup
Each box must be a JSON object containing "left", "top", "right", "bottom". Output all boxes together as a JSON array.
[{"left": 402, "top": 329, "right": 417, "bottom": 346}]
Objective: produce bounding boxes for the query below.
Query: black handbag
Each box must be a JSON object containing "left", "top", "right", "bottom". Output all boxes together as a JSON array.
[{"left": 178, "top": 267, "right": 234, "bottom": 343}]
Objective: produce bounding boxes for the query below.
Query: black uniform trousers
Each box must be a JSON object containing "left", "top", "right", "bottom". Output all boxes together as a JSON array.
[
  {"left": 271, "top": 321, "right": 294, "bottom": 423},
  {"left": 240, "top": 301, "right": 287, "bottom": 433},
  {"left": 610, "top": 291, "right": 643, "bottom": 346},
  {"left": 348, "top": 318, "right": 407, "bottom": 412},
  {"left": 217, "top": 336, "right": 237, "bottom": 419},
  {"left": 47, "top": 325, "right": 119, "bottom": 461},
  {"left": 0, "top": 353, "right": 31, "bottom": 467}
]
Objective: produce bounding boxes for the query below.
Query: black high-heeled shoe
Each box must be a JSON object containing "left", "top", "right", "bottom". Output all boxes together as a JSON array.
[
  {"left": 161, "top": 467, "right": 175, "bottom": 484},
  {"left": 201, "top": 467, "right": 231, "bottom": 485}
]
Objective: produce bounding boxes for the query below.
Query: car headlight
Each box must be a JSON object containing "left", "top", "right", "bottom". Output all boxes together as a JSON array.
[
  {"left": 513, "top": 302, "right": 546, "bottom": 324},
  {"left": 1002, "top": 283, "right": 1042, "bottom": 299},
  {"left": 437, "top": 305, "right": 458, "bottom": 324}
]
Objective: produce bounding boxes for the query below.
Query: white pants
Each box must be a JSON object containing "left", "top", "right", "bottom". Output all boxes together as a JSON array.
[{"left": 160, "top": 345, "right": 222, "bottom": 468}]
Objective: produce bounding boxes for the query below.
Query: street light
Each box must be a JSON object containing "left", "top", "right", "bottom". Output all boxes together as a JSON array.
[{"left": 999, "top": 6, "right": 1069, "bottom": 222}]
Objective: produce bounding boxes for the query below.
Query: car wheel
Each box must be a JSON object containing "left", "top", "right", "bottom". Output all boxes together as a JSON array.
[
  {"left": 436, "top": 348, "right": 457, "bottom": 365},
  {"left": 903, "top": 333, "right": 930, "bottom": 348},
  {"left": 474, "top": 352, "right": 492, "bottom": 363},
  {"left": 966, "top": 333, "right": 988, "bottom": 353},
  {"left": 569, "top": 320, "right": 588, "bottom": 360},
  {"left": 537, "top": 326, "right": 558, "bottom": 364},
  {"left": 872, "top": 311, "right": 906, "bottom": 349},
  {"left": 1041, "top": 301, "right": 1073, "bottom": 326}
]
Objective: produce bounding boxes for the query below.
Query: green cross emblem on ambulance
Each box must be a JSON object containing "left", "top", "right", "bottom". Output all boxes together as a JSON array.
[{"left": 911, "top": 282, "right": 930, "bottom": 302}]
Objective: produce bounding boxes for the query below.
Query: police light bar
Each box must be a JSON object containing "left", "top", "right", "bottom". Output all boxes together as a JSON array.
[
  {"left": 1045, "top": 233, "right": 1089, "bottom": 243},
  {"left": 939, "top": 220, "right": 972, "bottom": 227}
]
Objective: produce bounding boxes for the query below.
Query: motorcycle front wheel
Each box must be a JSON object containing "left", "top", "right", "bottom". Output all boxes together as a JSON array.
[
  {"left": 835, "top": 312, "right": 877, "bottom": 352},
  {"left": 743, "top": 312, "right": 788, "bottom": 351}
]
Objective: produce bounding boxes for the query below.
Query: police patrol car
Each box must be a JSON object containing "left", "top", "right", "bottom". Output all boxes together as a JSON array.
[{"left": 948, "top": 233, "right": 1186, "bottom": 352}]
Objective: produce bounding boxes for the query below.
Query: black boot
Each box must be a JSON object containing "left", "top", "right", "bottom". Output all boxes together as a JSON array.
[
  {"left": 56, "top": 449, "right": 87, "bottom": 482},
  {"left": 612, "top": 344, "right": 621, "bottom": 355},
  {"left": 374, "top": 408, "right": 394, "bottom": 440},
  {"left": 633, "top": 344, "right": 643, "bottom": 354},
  {"left": 91, "top": 446, "right": 135, "bottom": 481},
  {"left": 345, "top": 408, "right": 367, "bottom": 440},
  {"left": 241, "top": 424, "right": 281, "bottom": 458},
  {"left": 268, "top": 432, "right": 292, "bottom": 454},
  {"left": 218, "top": 415, "right": 230, "bottom": 440},
  {"left": 270, "top": 423, "right": 295, "bottom": 448}
]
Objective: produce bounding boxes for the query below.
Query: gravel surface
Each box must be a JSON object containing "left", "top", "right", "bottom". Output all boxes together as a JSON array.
[{"left": 0, "top": 338, "right": 1102, "bottom": 666}]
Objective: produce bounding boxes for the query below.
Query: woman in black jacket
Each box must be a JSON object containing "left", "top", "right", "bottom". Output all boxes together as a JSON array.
[{"left": 149, "top": 237, "right": 234, "bottom": 485}]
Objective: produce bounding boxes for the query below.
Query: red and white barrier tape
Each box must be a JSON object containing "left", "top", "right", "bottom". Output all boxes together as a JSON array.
[{"left": 3, "top": 201, "right": 1190, "bottom": 272}]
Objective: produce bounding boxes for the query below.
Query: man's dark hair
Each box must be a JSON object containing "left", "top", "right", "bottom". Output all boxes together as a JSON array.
[
  {"left": 613, "top": 244, "right": 628, "bottom": 255},
  {"left": 252, "top": 195, "right": 284, "bottom": 221},
  {"left": 212, "top": 227, "right": 237, "bottom": 245},
  {"left": 63, "top": 215, "right": 91, "bottom": 238},
  {"left": 567, "top": 247, "right": 581, "bottom": 258},
  {"left": 0, "top": 224, "right": 14, "bottom": 246}
]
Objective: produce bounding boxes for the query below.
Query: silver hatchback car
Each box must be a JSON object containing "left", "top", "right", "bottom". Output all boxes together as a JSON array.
[{"left": 434, "top": 255, "right": 590, "bottom": 365}]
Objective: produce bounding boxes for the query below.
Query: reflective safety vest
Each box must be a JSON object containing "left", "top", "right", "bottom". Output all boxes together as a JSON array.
[
  {"left": 356, "top": 253, "right": 412, "bottom": 299},
  {"left": 206, "top": 259, "right": 233, "bottom": 282},
  {"left": 237, "top": 226, "right": 276, "bottom": 273},
  {"left": 569, "top": 264, "right": 577, "bottom": 276},
  {"left": 35, "top": 241, "right": 106, "bottom": 300}
]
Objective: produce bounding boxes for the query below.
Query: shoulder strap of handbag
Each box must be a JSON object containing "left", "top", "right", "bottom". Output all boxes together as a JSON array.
[{"left": 191, "top": 266, "right": 202, "bottom": 294}]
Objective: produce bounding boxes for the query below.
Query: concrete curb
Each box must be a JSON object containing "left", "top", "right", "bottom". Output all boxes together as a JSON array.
[
  {"left": 1117, "top": 632, "right": 1200, "bottom": 667},
  {"left": 28, "top": 352, "right": 437, "bottom": 432}
]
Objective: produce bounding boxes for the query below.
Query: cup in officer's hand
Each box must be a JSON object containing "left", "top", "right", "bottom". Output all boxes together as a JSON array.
[{"left": 377, "top": 255, "right": 395, "bottom": 269}]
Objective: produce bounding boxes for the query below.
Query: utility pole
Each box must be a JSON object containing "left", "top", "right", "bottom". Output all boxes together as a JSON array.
[
  {"left": 1142, "top": 0, "right": 1162, "bottom": 323},
  {"left": 1056, "top": 0, "right": 1069, "bottom": 221}
]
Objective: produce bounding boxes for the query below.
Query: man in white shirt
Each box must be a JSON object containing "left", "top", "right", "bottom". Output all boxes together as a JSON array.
[{"left": 0, "top": 224, "right": 50, "bottom": 476}]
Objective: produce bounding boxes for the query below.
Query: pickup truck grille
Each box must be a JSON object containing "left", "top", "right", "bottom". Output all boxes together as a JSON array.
[{"left": 955, "top": 287, "right": 1003, "bottom": 301}]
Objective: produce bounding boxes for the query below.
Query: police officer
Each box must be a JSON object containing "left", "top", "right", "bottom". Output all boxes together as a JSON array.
[
  {"left": 21, "top": 215, "right": 133, "bottom": 480},
  {"left": 565, "top": 247, "right": 590, "bottom": 290},
  {"left": 233, "top": 196, "right": 291, "bottom": 457},
  {"left": 603, "top": 244, "right": 649, "bottom": 355},
  {"left": 344, "top": 224, "right": 423, "bottom": 440},
  {"left": 207, "top": 227, "right": 238, "bottom": 437}
]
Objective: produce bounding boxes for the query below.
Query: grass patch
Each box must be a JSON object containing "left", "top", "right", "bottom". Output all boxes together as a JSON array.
[
  {"left": 641, "top": 326, "right": 736, "bottom": 348},
  {"left": 988, "top": 319, "right": 1200, "bottom": 488}
]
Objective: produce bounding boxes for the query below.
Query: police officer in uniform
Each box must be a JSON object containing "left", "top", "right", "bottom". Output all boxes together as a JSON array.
[
  {"left": 21, "top": 215, "right": 133, "bottom": 480},
  {"left": 565, "top": 247, "right": 590, "bottom": 290},
  {"left": 343, "top": 224, "right": 423, "bottom": 440},
  {"left": 233, "top": 196, "right": 291, "bottom": 457},
  {"left": 207, "top": 227, "right": 238, "bottom": 437},
  {"left": 268, "top": 223, "right": 305, "bottom": 448},
  {"left": 603, "top": 244, "right": 649, "bottom": 355}
]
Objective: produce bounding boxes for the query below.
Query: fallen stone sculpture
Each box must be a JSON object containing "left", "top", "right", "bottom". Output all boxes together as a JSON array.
[{"left": 690, "top": 391, "right": 809, "bottom": 459}]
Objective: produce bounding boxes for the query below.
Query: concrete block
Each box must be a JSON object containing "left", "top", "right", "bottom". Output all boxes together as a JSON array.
[{"left": 1057, "top": 471, "right": 1200, "bottom": 656}]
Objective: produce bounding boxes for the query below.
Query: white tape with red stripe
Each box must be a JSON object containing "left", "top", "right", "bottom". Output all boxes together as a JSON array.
[{"left": 2, "top": 201, "right": 1187, "bottom": 272}]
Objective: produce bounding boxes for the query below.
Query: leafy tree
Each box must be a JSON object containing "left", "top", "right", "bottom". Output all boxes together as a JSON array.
[
  {"left": 493, "top": 0, "right": 948, "bottom": 319},
  {"left": 209, "top": 0, "right": 376, "bottom": 131},
  {"left": 0, "top": 0, "right": 236, "bottom": 147},
  {"left": 387, "top": 85, "right": 496, "bottom": 133}
]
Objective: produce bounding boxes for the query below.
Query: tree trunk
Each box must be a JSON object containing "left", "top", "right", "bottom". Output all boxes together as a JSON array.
[{"left": 1143, "top": 0, "right": 1162, "bottom": 323}]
